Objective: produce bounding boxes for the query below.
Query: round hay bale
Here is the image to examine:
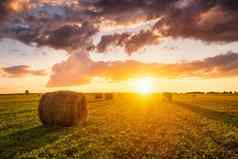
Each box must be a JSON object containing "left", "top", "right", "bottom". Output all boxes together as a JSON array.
[{"left": 38, "top": 91, "right": 88, "bottom": 127}]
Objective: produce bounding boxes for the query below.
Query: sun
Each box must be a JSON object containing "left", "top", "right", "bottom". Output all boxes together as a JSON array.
[{"left": 135, "top": 77, "right": 153, "bottom": 94}]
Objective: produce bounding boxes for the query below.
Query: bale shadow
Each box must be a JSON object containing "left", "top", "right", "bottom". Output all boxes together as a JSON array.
[
  {"left": 174, "top": 101, "right": 238, "bottom": 127},
  {"left": 0, "top": 125, "right": 62, "bottom": 158}
]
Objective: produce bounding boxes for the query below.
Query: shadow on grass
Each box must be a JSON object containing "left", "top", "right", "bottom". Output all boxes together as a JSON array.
[
  {"left": 0, "top": 126, "right": 62, "bottom": 158},
  {"left": 174, "top": 101, "right": 238, "bottom": 127}
]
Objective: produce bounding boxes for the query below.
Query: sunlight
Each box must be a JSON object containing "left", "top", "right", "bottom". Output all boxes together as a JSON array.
[
  {"left": 9, "top": 0, "right": 26, "bottom": 12},
  {"left": 135, "top": 77, "right": 154, "bottom": 94}
]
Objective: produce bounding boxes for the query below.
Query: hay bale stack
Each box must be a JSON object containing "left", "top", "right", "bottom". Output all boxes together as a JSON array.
[
  {"left": 162, "top": 93, "right": 173, "bottom": 102},
  {"left": 95, "top": 93, "right": 103, "bottom": 100},
  {"left": 38, "top": 91, "right": 88, "bottom": 127},
  {"left": 105, "top": 93, "right": 113, "bottom": 100}
]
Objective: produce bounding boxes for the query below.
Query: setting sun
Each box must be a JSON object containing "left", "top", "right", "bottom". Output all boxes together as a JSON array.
[{"left": 135, "top": 77, "right": 154, "bottom": 93}]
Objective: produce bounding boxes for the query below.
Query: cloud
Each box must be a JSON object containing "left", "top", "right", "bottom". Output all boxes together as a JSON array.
[
  {"left": 48, "top": 52, "right": 238, "bottom": 87},
  {"left": 97, "top": 0, "right": 238, "bottom": 54},
  {"left": 0, "top": 0, "right": 9, "bottom": 22},
  {"left": 1, "top": 0, "right": 238, "bottom": 88},
  {"left": 1, "top": 65, "right": 47, "bottom": 77},
  {"left": 159, "top": 1, "right": 238, "bottom": 43},
  {"left": 0, "top": 0, "right": 98, "bottom": 52},
  {"left": 0, "top": 0, "right": 28, "bottom": 22},
  {"left": 97, "top": 30, "right": 161, "bottom": 55},
  {"left": 37, "top": 23, "right": 98, "bottom": 51},
  {"left": 0, "top": 0, "right": 237, "bottom": 55}
]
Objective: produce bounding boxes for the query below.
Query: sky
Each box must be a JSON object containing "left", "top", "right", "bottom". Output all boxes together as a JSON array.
[{"left": 0, "top": 0, "right": 238, "bottom": 93}]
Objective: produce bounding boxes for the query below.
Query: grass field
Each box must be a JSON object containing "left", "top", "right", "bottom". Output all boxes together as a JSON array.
[{"left": 0, "top": 93, "right": 238, "bottom": 159}]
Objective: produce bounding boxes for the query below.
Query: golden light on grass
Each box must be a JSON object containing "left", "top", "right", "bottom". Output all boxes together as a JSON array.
[{"left": 135, "top": 77, "right": 154, "bottom": 94}]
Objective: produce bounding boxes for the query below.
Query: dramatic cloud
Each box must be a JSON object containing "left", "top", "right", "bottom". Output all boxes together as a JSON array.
[
  {"left": 1, "top": 65, "right": 47, "bottom": 77},
  {"left": 37, "top": 23, "right": 98, "bottom": 51},
  {"left": 0, "top": 0, "right": 28, "bottom": 22},
  {"left": 97, "top": 0, "right": 238, "bottom": 54},
  {"left": 97, "top": 30, "right": 161, "bottom": 55},
  {"left": 48, "top": 52, "right": 238, "bottom": 87},
  {"left": 0, "top": 0, "right": 238, "bottom": 54},
  {"left": 160, "top": 1, "right": 238, "bottom": 43},
  {"left": 1, "top": 0, "right": 238, "bottom": 88},
  {"left": 0, "top": 0, "right": 98, "bottom": 52},
  {"left": 0, "top": 0, "right": 9, "bottom": 22}
]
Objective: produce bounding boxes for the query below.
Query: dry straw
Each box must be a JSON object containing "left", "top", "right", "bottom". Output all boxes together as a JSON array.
[{"left": 38, "top": 91, "right": 88, "bottom": 127}]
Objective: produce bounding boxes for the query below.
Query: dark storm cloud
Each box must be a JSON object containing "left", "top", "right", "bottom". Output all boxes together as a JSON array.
[
  {"left": 97, "top": 33, "right": 130, "bottom": 53},
  {"left": 37, "top": 23, "right": 98, "bottom": 51},
  {"left": 1, "top": 65, "right": 47, "bottom": 77},
  {"left": 0, "top": 0, "right": 238, "bottom": 54},
  {"left": 94, "top": 0, "right": 177, "bottom": 21},
  {"left": 158, "top": 0, "right": 238, "bottom": 43},
  {"left": 0, "top": 0, "right": 98, "bottom": 52},
  {"left": 0, "top": 0, "right": 9, "bottom": 22},
  {"left": 97, "top": 30, "right": 160, "bottom": 54},
  {"left": 96, "top": 0, "right": 238, "bottom": 54}
]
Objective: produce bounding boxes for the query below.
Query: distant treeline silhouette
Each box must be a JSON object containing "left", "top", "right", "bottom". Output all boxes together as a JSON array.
[{"left": 185, "top": 91, "right": 238, "bottom": 95}]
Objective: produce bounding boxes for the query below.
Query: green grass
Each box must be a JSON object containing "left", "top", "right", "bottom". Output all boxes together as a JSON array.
[{"left": 0, "top": 93, "right": 238, "bottom": 159}]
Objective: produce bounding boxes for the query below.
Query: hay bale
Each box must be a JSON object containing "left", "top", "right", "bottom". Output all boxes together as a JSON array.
[
  {"left": 105, "top": 93, "right": 113, "bottom": 100},
  {"left": 162, "top": 93, "right": 173, "bottom": 102},
  {"left": 38, "top": 91, "right": 88, "bottom": 127},
  {"left": 95, "top": 93, "right": 103, "bottom": 100}
]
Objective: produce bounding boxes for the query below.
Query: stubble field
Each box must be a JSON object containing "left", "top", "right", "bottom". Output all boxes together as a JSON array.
[{"left": 0, "top": 93, "right": 238, "bottom": 159}]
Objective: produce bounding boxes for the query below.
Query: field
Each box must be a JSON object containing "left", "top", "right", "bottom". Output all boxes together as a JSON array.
[{"left": 0, "top": 93, "right": 238, "bottom": 159}]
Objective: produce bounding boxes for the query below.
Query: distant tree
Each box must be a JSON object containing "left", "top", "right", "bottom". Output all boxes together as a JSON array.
[{"left": 25, "top": 90, "right": 29, "bottom": 95}]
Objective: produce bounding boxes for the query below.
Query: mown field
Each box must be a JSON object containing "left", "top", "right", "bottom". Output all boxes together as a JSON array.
[{"left": 0, "top": 93, "right": 238, "bottom": 159}]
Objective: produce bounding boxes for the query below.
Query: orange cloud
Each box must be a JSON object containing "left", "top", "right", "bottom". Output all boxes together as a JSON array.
[
  {"left": 1, "top": 65, "right": 47, "bottom": 77},
  {"left": 48, "top": 52, "right": 238, "bottom": 87}
]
